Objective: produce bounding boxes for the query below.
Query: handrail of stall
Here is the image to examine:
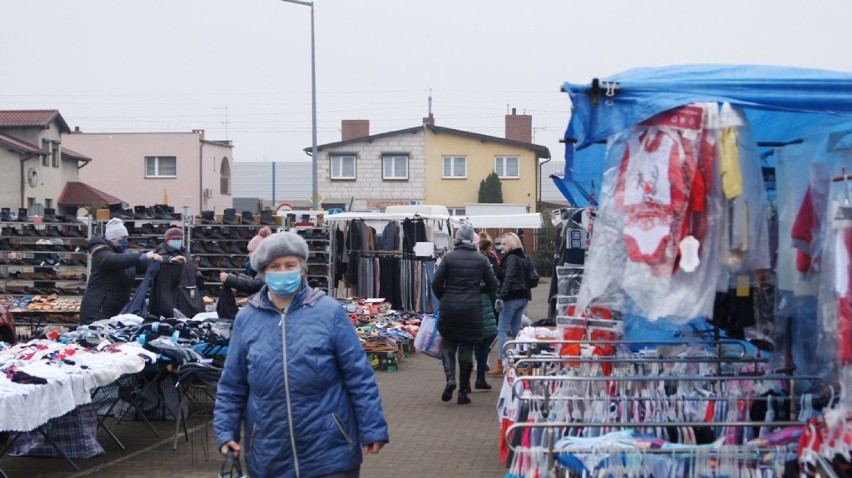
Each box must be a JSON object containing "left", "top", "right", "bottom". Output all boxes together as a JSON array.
[
  {"left": 508, "top": 374, "right": 824, "bottom": 420},
  {"left": 503, "top": 339, "right": 755, "bottom": 361},
  {"left": 504, "top": 420, "right": 806, "bottom": 461},
  {"left": 511, "top": 355, "right": 770, "bottom": 367}
]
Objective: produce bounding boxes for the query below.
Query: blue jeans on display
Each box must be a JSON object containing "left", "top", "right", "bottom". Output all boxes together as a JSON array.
[
  {"left": 496, "top": 298, "right": 527, "bottom": 362},
  {"left": 421, "top": 260, "right": 438, "bottom": 312}
]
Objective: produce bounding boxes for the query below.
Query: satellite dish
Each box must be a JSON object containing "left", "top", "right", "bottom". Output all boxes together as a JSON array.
[{"left": 27, "top": 168, "right": 39, "bottom": 188}]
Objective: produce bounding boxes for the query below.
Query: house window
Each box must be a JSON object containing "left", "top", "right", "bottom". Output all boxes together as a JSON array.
[
  {"left": 382, "top": 154, "right": 408, "bottom": 180},
  {"left": 220, "top": 157, "right": 231, "bottom": 194},
  {"left": 145, "top": 156, "right": 177, "bottom": 178},
  {"left": 51, "top": 141, "right": 59, "bottom": 168},
  {"left": 447, "top": 207, "right": 466, "bottom": 216},
  {"left": 41, "top": 140, "right": 50, "bottom": 167},
  {"left": 442, "top": 156, "right": 467, "bottom": 178},
  {"left": 495, "top": 156, "right": 519, "bottom": 178},
  {"left": 331, "top": 155, "right": 356, "bottom": 180}
]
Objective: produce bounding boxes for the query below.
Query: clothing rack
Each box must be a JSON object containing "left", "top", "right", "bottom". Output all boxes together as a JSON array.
[{"left": 498, "top": 337, "right": 817, "bottom": 477}]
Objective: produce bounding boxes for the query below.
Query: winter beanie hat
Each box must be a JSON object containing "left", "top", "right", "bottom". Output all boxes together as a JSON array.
[
  {"left": 455, "top": 224, "right": 476, "bottom": 244},
  {"left": 247, "top": 226, "right": 272, "bottom": 253},
  {"left": 164, "top": 227, "right": 184, "bottom": 241},
  {"left": 105, "top": 218, "right": 129, "bottom": 240},
  {"left": 250, "top": 231, "right": 309, "bottom": 277}
]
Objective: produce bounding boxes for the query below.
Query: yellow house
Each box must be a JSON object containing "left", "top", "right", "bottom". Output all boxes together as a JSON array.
[
  {"left": 423, "top": 119, "right": 549, "bottom": 214},
  {"left": 312, "top": 111, "right": 550, "bottom": 213}
]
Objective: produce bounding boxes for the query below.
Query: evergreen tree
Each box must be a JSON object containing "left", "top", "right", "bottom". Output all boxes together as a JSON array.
[{"left": 478, "top": 171, "right": 503, "bottom": 203}]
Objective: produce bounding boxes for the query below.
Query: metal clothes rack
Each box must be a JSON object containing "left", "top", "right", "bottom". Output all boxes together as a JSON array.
[{"left": 499, "top": 338, "right": 819, "bottom": 477}]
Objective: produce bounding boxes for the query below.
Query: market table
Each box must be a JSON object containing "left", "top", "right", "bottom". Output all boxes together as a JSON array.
[{"left": 0, "top": 340, "right": 156, "bottom": 470}]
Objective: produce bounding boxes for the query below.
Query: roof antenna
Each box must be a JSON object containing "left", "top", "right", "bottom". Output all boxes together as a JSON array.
[{"left": 428, "top": 88, "right": 432, "bottom": 116}]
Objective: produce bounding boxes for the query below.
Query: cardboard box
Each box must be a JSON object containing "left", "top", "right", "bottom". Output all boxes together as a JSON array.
[{"left": 96, "top": 209, "right": 111, "bottom": 221}]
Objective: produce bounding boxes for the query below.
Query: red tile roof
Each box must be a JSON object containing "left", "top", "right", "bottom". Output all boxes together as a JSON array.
[
  {"left": 0, "top": 110, "right": 71, "bottom": 133},
  {"left": 57, "top": 181, "right": 124, "bottom": 206},
  {"left": 61, "top": 146, "right": 92, "bottom": 163},
  {"left": 0, "top": 131, "right": 46, "bottom": 155}
]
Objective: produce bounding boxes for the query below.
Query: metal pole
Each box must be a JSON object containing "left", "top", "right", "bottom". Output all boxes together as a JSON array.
[
  {"left": 272, "top": 161, "right": 276, "bottom": 206},
  {"left": 309, "top": 2, "right": 318, "bottom": 210},
  {"left": 279, "top": 0, "right": 318, "bottom": 210}
]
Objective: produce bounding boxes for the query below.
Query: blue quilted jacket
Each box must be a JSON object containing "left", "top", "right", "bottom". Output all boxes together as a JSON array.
[{"left": 214, "top": 282, "right": 389, "bottom": 478}]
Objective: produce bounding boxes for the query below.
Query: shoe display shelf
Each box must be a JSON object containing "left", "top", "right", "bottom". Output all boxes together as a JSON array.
[
  {"left": 190, "top": 208, "right": 281, "bottom": 297},
  {"left": 0, "top": 212, "right": 92, "bottom": 298},
  {"left": 285, "top": 223, "right": 331, "bottom": 294}
]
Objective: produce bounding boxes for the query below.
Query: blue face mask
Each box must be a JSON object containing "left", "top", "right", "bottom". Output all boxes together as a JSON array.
[
  {"left": 265, "top": 270, "right": 302, "bottom": 297},
  {"left": 167, "top": 240, "right": 183, "bottom": 250},
  {"left": 116, "top": 238, "right": 129, "bottom": 252},
  {"left": 495, "top": 245, "right": 504, "bottom": 252}
]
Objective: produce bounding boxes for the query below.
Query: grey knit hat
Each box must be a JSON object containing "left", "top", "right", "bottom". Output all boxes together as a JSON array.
[
  {"left": 455, "top": 224, "right": 476, "bottom": 244},
  {"left": 104, "top": 218, "right": 129, "bottom": 240},
  {"left": 250, "top": 231, "right": 309, "bottom": 276}
]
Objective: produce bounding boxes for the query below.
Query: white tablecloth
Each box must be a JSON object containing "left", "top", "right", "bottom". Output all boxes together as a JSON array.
[{"left": 0, "top": 341, "right": 156, "bottom": 432}]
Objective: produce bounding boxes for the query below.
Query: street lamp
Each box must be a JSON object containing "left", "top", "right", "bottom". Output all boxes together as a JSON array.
[{"left": 279, "top": 0, "right": 318, "bottom": 210}]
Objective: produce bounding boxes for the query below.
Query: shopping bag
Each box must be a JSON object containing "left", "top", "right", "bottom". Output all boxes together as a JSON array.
[
  {"left": 217, "top": 450, "right": 245, "bottom": 478},
  {"left": 413, "top": 311, "right": 442, "bottom": 359}
]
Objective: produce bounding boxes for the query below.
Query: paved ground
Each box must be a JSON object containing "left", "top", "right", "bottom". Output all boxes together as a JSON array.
[{"left": 0, "top": 279, "right": 552, "bottom": 478}]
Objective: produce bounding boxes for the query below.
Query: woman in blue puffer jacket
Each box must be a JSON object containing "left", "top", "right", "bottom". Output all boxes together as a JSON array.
[{"left": 214, "top": 231, "right": 389, "bottom": 478}]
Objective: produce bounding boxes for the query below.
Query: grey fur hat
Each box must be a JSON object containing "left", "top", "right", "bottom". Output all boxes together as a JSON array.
[
  {"left": 455, "top": 223, "right": 476, "bottom": 244},
  {"left": 250, "top": 231, "right": 309, "bottom": 276}
]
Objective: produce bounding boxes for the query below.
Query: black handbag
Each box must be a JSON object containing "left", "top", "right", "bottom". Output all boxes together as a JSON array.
[{"left": 217, "top": 450, "right": 245, "bottom": 478}]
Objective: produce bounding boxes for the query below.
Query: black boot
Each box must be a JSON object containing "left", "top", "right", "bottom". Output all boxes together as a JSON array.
[
  {"left": 222, "top": 208, "right": 238, "bottom": 225},
  {"left": 0, "top": 208, "right": 12, "bottom": 222},
  {"left": 259, "top": 209, "right": 276, "bottom": 226},
  {"left": 198, "top": 210, "right": 217, "bottom": 225},
  {"left": 241, "top": 211, "right": 257, "bottom": 225},
  {"left": 17, "top": 208, "right": 28, "bottom": 222},
  {"left": 43, "top": 208, "right": 59, "bottom": 222},
  {"left": 458, "top": 362, "right": 473, "bottom": 405},
  {"left": 440, "top": 352, "right": 456, "bottom": 402}
]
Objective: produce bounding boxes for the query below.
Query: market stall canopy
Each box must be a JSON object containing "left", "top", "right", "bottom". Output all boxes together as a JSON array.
[
  {"left": 57, "top": 181, "right": 124, "bottom": 207},
  {"left": 554, "top": 64, "right": 852, "bottom": 205}
]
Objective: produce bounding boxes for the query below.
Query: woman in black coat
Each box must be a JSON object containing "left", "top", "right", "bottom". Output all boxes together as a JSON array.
[
  {"left": 80, "top": 218, "right": 163, "bottom": 323},
  {"left": 431, "top": 224, "right": 499, "bottom": 405},
  {"left": 489, "top": 231, "right": 531, "bottom": 376},
  {"left": 149, "top": 227, "right": 205, "bottom": 318}
]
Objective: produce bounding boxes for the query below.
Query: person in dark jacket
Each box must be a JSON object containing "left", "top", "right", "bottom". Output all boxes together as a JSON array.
[
  {"left": 149, "top": 227, "right": 205, "bottom": 318},
  {"left": 431, "top": 224, "right": 499, "bottom": 405},
  {"left": 215, "top": 231, "right": 389, "bottom": 478},
  {"left": 218, "top": 226, "right": 271, "bottom": 294},
  {"left": 474, "top": 231, "right": 499, "bottom": 390},
  {"left": 80, "top": 218, "right": 163, "bottom": 323},
  {"left": 488, "top": 232, "right": 531, "bottom": 376}
]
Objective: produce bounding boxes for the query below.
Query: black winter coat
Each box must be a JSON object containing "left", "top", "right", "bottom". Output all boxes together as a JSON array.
[
  {"left": 498, "top": 248, "right": 531, "bottom": 301},
  {"left": 223, "top": 272, "right": 263, "bottom": 294},
  {"left": 80, "top": 237, "right": 146, "bottom": 323},
  {"left": 149, "top": 244, "right": 205, "bottom": 318},
  {"left": 432, "top": 243, "right": 499, "bottom": 343}
]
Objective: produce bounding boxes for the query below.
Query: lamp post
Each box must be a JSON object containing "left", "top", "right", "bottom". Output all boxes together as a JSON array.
[{"left": 279, "top": 0, "right": 318, "bottom": 210}]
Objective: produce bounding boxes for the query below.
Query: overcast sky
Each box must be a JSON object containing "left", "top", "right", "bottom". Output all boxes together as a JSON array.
[{"left": 3, "top": 0, "right": 851, "bottom": 165}]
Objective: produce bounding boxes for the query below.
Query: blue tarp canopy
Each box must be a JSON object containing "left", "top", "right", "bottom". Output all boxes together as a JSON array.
[{"left": 553, "top": 64, "right": 852, "bottom": 205}]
